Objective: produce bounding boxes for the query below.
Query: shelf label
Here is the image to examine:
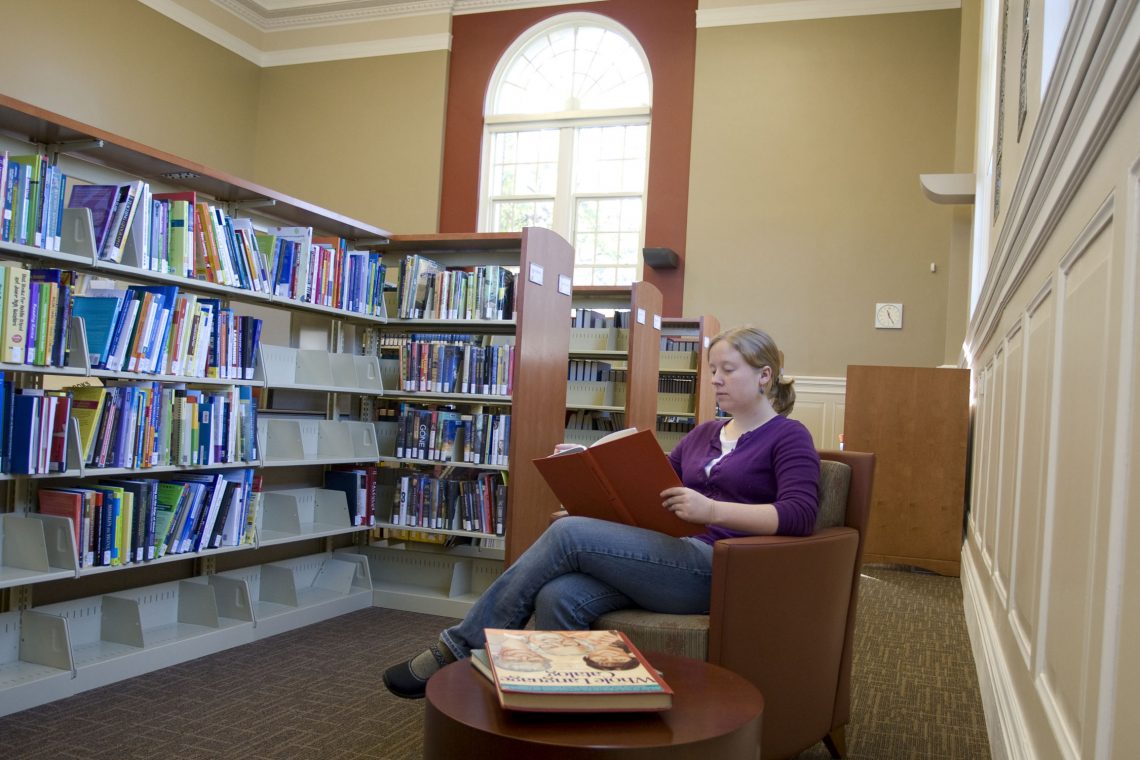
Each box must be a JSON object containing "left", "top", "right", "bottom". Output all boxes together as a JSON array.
[
  {"left": 636, "top": 308, "right": 646, "bottom": 324},
  {"left": 652, "top": 313, "right": 662, "bottom": 330},
  {"left": 558, "top": 274, "right": 572, "bottom": 296},
  {"left": 528, "top": 263, "right": 544, "bottom": 286}
]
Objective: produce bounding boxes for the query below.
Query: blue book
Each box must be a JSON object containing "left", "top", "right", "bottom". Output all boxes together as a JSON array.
[
  {"left": 72, "top": 293, "right": 125, "bottom": 366},
  {"left": 9, "top": 388, "right": 41, "bottom": 473},
  {"left": 174, "top": 481, "right": 207, "bottom": 553},
  {"left": 102, "top": 289, "right": 138, "bottom": 371},
  {"left": 0, "top": 371, "right": 7, "bottom": 471}
]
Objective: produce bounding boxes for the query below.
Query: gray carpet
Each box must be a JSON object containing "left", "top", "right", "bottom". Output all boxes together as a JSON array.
[{"left": 0, "top": 566, "right": 990, "bottom": 759}]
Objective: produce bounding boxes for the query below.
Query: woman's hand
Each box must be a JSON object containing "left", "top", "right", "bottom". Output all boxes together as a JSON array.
[{"left": 660, "top": 486, "right": 718, "bottom": 525}]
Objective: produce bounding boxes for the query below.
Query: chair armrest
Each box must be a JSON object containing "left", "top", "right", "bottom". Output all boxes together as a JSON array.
[{"left": 708, "top": 527, "right": 860, "bottom": 759}]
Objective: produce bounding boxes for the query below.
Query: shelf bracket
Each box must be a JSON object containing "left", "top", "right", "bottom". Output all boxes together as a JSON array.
[
  {"left": 46, "top": 138, "right": 105, "bottom": 159},
  {"left": 227, "top": 199, "right": 277, "bottom": 213}
]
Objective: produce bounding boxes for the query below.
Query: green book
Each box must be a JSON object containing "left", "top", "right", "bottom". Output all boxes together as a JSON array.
[{"left": 154, "top": 481, "right": 186, "bottom": 558}]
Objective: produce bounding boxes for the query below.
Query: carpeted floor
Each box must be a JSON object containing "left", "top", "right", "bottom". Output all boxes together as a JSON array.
[{"left": 0, "top": 566, "right": 990, "bottom": 759}]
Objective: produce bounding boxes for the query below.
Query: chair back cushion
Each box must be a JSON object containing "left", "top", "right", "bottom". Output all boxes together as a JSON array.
[{"left": 814, "top": 460, "right": 852, "bottom": 531}]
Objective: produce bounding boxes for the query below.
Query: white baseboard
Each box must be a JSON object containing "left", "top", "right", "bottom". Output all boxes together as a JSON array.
[{"left": 961, "top": 544, "right": 1036, "bottom": 760}]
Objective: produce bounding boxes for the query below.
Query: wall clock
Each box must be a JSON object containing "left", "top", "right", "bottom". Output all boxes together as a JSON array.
[{"left": 874, "top": 303, "right": 903, "bottom": 329}]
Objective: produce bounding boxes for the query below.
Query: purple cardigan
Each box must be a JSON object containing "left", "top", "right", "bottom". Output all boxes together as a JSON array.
[{"left": 667, "top": 416, "right": 821, "bottom": 542}]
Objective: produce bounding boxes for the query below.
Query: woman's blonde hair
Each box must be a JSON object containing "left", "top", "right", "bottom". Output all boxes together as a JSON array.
[{"left": 709, "top": 326, "right": 796, "bottom": 415}]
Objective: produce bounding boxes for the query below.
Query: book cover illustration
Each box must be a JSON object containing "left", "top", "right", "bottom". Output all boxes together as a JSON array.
[{"left": 482, "top": 628, "right": 672, "bottom": 712}]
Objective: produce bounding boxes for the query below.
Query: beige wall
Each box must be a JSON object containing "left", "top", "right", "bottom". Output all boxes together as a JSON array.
[
  {"left": 253, "top": 53, "right": 448, "bottom": 233},
  {"left": 961, "top": 2, "right": 1140, "bottom": 758},
  {"left": 0, "top": 0, "right": 446, "bottom": 234},
  {"left": 0, "top": 0, "right": 261, "bottom": 177},
  {"left": 686, "top": 11, "right": 962, "bottom": 377}
]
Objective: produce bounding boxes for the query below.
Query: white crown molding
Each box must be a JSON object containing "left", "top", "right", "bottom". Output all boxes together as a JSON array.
[
  {"left": 453, "top": 0, "right": 604, "bottom": 15},
  {"left": 209, "top": 0, "right": 603, "bottom": 30},
  {"left": 139, "top": 0, "right": 267, "bottom": 64},
  {"left": 262, "top": 32, "right": 452, "bottom": 65},
  {"left": 216, "top": 0, "right": 452, "bottom": 30},
  {"left": 696, "top": 0, "right": 960, "bottom": 28},
  {"left": 139, "top": 0, "right": 451, "bottom": 64}
]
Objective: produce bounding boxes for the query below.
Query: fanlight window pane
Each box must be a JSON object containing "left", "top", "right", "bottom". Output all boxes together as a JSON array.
[
  {"left": 574, "top": 196, "right": 642, "bottom": 285},
  {"left": 574, "top": 125, "right": 647, "bottom": 194},
  {"left": 490, "top": 130, "right": 559, "bottom": 196},
  {"left": 493, "top": 25, "right": 650, "bottom": 116},
  {"left": 493, "top": 200, "right": 554, "bottom": 232}
]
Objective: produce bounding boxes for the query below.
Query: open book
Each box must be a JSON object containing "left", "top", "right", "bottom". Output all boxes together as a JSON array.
[{"left": 532, "top": 428, "right": 698, "bottom": 537}]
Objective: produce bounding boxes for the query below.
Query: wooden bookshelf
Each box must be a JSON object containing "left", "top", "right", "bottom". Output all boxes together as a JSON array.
[
  {"left": 0, "top": 94, "right": 385, "bottom": 716},
  {"left": 356, "top": 230, "right": 574, "bottom": 615},
  {"left": 657, "top": 315, "right": 720, "bottom": 451},
  {"left": 567, "top": 282, "right": 663, "bottom": 439}
]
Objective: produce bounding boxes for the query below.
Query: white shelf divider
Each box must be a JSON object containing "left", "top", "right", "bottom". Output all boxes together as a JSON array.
[
  {"left": 217, "top": 553, "right": 372, "bottom": 639},
  {"left": 0, "top": 514, "right": 78, "bottom": 589},
  {"left": 257, "top": 344, "right": 384, "bottom": 394},
  {"left": 0, "top": 610, "right": 78, "bottom": 718},
  {"left": 258, "top": 419, "right": 379, "bottom": 467},
  {"left": 257, "top": 487, "right": 354, "bottom": 547}
]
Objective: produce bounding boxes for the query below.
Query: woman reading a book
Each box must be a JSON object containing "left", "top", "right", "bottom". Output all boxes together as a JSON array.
[{"left": 383, "top": 326, "right": 820, "bottom": 699}]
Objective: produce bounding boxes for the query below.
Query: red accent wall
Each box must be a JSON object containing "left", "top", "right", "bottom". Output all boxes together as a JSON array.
[{"left": 439, "top": 0, "right": 697, "bottom": 314}]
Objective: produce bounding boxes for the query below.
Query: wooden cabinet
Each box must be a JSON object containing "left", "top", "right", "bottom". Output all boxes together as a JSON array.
[{"left": 842, "top": 365, "right": 970, "bottom": 576}]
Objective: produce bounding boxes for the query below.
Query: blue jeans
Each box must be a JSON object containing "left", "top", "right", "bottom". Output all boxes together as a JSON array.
[{"left": 440, "top": 516, "right": 714, "bottom": 658}]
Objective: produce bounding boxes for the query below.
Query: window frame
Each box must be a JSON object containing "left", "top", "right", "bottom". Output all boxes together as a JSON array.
[{"left": 478, "top": 13, "right": 652, "bottom": 284}]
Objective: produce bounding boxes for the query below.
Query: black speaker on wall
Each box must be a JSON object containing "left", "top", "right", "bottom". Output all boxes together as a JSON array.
[{"left": 643, "top": 247, "right": 679, "bottom": 270}]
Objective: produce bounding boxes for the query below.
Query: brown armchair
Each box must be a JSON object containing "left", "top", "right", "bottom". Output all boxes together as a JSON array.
[{"left": 584, "top": 450, "right": 875, "bottom": 760}]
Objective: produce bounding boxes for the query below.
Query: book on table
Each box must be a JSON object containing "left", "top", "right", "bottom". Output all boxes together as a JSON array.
[
  {"left": 532, "top": 427, "right": 698, "bottom": 537},
  {"left": 479, "top": 628, "right": 673, "bottom": 712}
]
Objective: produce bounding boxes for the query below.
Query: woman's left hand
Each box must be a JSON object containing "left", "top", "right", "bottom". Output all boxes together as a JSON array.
[{"left": 660, "top": 487, "right": 718, "bottom": 525}]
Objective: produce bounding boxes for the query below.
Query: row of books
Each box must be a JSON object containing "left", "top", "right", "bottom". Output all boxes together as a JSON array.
[
  {"left": 391, "top": 469, "right": 507, "bottom": 535},
  {"left": 657, "top": 374, "right": 696, "bottom": 393},
  {"left": 394, "top": 254, "right": 516, "bottom": 320},
  {"left": 36, "top": 470, "right": 258, "bottom": 568},
  {"left": 391, "top": 406, "right": 511, "bottom": 466},
  {"left": 67, "top": 383, "right": 258, "bottom": 471},
  {"left": 0, "top": 265, "right": 263, "bottom": 379},
  {"left": 262, "top": 230, "right": 388, "bottom": 317},
  {"left": 570, "top": 308, "right": 611, "bottom": 328},
  {"left": 62, "top": 180, "right": 388, "bottom": 318},
  {"left": 660, "top": 335, "right": 700, "bottom": 352},
  {"left": 73, "top": 281, "right": 262, "bottom": 379},
  {"left": 656, "top": 417, "right": 695, "bottom": 433},
  {"left": 0, "top": 383, "right": 72, "bottom": 474},
  {"left": 564, "top": 409, "right": 625, "bottom": 431},
  {"left": 569, "top": 308, "right": 631, "bottom": 328},
  {"left": 0, "top": 266, "right": 76, "bottom": 367},
  {"left": 372, "top": 330, "right": 487, "bottom": 348},
  {"left": 322, "top": 464, "right": 383, "bottom": 528},
  {"left": 568, "top": 359, "right": 617, "bottom": 382},
  {"left": 1, "top": 152, "right": 68, "bottom": 252},
  {"left": 397, "top": 338, "right": 515, "bottom": 395}
]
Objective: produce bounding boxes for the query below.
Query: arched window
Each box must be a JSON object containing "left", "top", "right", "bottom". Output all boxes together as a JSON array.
[{"left": 480, "top": 14, "right": 652, "bottom": 286}]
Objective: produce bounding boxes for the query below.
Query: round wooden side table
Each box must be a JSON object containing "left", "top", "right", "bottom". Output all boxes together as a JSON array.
[{"left": 424, "top": 651, "right": 764, "bottom": 759}]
